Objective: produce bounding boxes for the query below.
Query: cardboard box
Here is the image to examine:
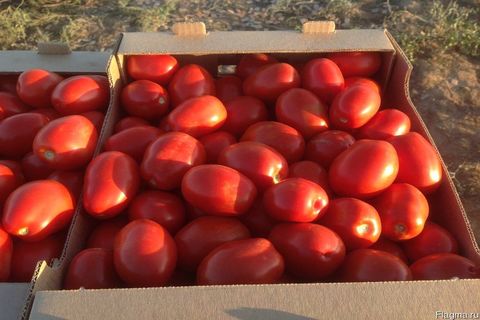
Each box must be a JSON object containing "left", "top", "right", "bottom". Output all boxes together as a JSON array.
[{"left": 27, "top": 23, "right": 480, "bottom": 320}]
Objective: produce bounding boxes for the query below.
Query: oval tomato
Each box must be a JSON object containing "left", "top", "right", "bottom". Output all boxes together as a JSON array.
[
  {"left": 215, "top": 76, "right": 243, "bottom": 102},
  {"left": 0, "top": 227, "right": 13, "bottom": 281},
  {"left": 48, "top": 170, "right": 83, "bottom": 201},
  {"left": 344, "top": 77, "right": 381, "bottom": 94},
  {"left": 0, "top": 161, "right": 24, "bottom": 206},
  {"left": 239, "top": 200, "right": 275, "bottom": 238},
  {"left": 81, "top": 111, "right": 105, "bottom": 133},
  {"left": 16, "top": 69, "right": 63, "bottom": 108},
  {"left": 199, "top": 131, "right": 236, "bottom": 163},
  {"left": 301, "top": 58, "right": 344, "bottom": 104},
  {"left": 21, "top": 152, "right": 55, "bottom": 181},
  {"left": 305, "top": 130, "right": 355, "bottom": 168},
  {"left": 121, "top": 80, "right": 169, "bottom": 120},
  {"left": 410, "top": 253, "right": 479, "bottom": 280},
  {"left": 168, "top": 64, "right": 215, "bottom": 106},
  {"left": 288, "top": 160, "right": 330, "bottom": 194},
  {"left": 356, "top": 109, "right": 410, "bottom": 140},
  {"left": 236, "top": 53, "right": 278, "bottom": 79},
  {"left": 327, "top": 52, "right": 382, "bottom": 77},
  {"left": 114, "top": 116, "right": 150, "bottom": 133},
  {"left": 87, "top": 216, "right": 128, "bottom": 251},
  {"left": 0, "top": 92, "right": 30, "bottom": 120},
  {"left": 222, "top": 96, "right": 268, "bottom": 137},
  {"left": 126, "top": 55, "right": 178, "bottom": 85},
  {"left": 369, "top": 238, "right": 408, "bottom": 263}
]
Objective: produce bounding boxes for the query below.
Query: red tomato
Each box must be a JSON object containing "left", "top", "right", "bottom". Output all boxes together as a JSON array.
[
  {"left": 184, "top": 203, "right": 207, "bottom": 221},
  {"left": 236, "top": 53, "right": 278, "bottom": 79},
  {"left": 113, "top": 219, "right": 177, "bottom": 287},
  {"left": 199, "top": 131, "right": 236, "bottom": 163},
  {"left": 168, "top": 64, "right": 215, "bottom": 106},
  {"left": 402, "top": 222, "right": 458, "bottom": 262},
  {"left": 243, "top": 63, "right": 300, "bottom": 103},
  {"left": 0, "top": 113, "right": 49, "bottom": 158},
  {"left": 0, "top": 75, "right": 18, "bottom": 94},
  {"left": 141, "top": 132, "right": 206, "bottom": 190},
  {"left": 356, "top": 109, "right": 410, "bottom": 140},
  {"left": 0, "top": 92, "right": 30, "bottom": 120},
  {"left": 288, "top": 161, "right": 330, "bottom": 194},
  {"left": 48, "top": 170, "right": 83, "bottom": 201},
  {"left": 87, "top": 216, "right": 128, "bottom": 251},
  {"left": 239, "top": 200, "right": 275, "bottom": 238},
  {"left": 329, "top": 140, "right": 399, "bottom": 199},
  {"left": 83, "top": 151, "right": 140, "bottom": 219},
  {"left": 301, "top": 58, "right": 344, "bottom": 104},
  {"left": 263, "top": 178, "right": 328, "bottom": 223},
  {"left": 174, "top": 216, "right": 250, "bottom": 272},
  {"left": 218, "top": 141, "right": 288, "bottom": 192},
  {"left": 373, "top": 183, "right": 429, "bottom": 241},
  {"left": 21, "top": 152, "right": 55, "bottom": 181},
  {"left": 2, "top": 180, "right": 74, "bottom": 241},
  {"left": 241, "top": 121, "right": 305, "bottom": 163},
  {"left": 121, "top": 80, "right": 169, "bottom": 120},
  {"left": 0, "top": 161, "right": 24, "bottom": 206},
  {"left": 276, "top": 88, "right": 329, "bottom": 139},
  {"left": 222, "top": 96, "right": 268, "bottom": 137},
  {"left": 369, "top": 238, "right": 408, "bottom": 263},
  {"left": 410, "top": 253, "right": 479, "bottom": 280},
  {"left": 114, "top": 116, "right": 150, "bottom": 133},
  {"left": 215, "top": 76, "right": 243, "bottom": 102},
  {"left": 16, "top": 69, "right": 63, "bottom": 108},
  {"left": 181, "top": 164, "right": 257, "bottom": 216},
  {"left": 81, "top": 111, "right": 105, "bottom": 133},
  {"left": 269, "top": 223, "right": 345, "bottom": 280},
  {"left": 318, "top": 198, "right": 381, "bottom": 250},
  {"left": 104, "top": 125, "right": 163, "bottom": 163},
  {"left": 339, "top": 249, "right": 412, "bottom": 282},
  {"left": 197, "top": 238, "right": 284, "bottom": 285},
  {"left": 344, "top": 77, "right": 381, "bottom": 94},
  {"left": 127, "top": 55, "right": 178, "bottom": 85},
  {"left": 0, "top": 227, "right": 13, "bottom": 281},
  {"left": 327, "top": 52, "right": 382, "bottom": 77},
  {"left": 28, "top": 108, "right": 61, "bottom": 121},
  {"left": 64, "top": 248, "right": 120, "bottom": 289},
  {"left": 305, "top": 130, "right": 355, "bottom": 168},
  {"left": 33, "top": 115, "right": 98, "bottom": 170},
  {"left": 388, "top": 132, "right": 443, "bottom": 193},
  {"left": 51, "top": 75, "right": 109, "bottom": 115},
  {"left": 128, "top": 190, "right": 186, "bottom": 235},
  {"left": 167, "top": 95, "right": 227, "bottom": 137}
]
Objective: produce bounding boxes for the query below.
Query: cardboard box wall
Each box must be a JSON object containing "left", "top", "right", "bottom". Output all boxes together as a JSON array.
[{"left": 25, "top": 25, "right": 480, "bottom": 319}]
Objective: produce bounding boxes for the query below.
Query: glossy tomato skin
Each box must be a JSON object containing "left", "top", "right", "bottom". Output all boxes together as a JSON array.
[
  {"left": 218, "top": 141, "right": 288, "bottom": 192},
  {"left": 141, "top": 132, "right": 206, "bottom": 190},
  {"left": 175, "top": 216, "right": 250, "bottom": 272},
  {"left": 288, "top": 161, "right": 330, "bottom": 195},
  {"left": 339, "top": 249, "right": 412, "bottom": 282},
  {"left": 181, "top": 164, "right": 257, "bottom": 216},
  {"left": 222, "top": 96, "right": 268, "bottom": 137},
  {"left": 0, "top": 113, "right": 49, "bottom": 158},
  {"left": 388, "top": 132, "right": 443, "bottom": 193},
  {"left": 269, "top": 223, "right": 345, "bottom": 280},
  {"left": 33, "top": 115, "right": 98, "bottom": 170},
  {"left": 240, "top": 200, "right": 275, "bottom": 238},
  {"left": 83, "top": 151, "right": 140, "bottom": 219},
  {"left": 16, "top": 69, "right": 63, "bottom": 108},
  {"left": 241, "top": 121, "right": 305, "bottom": 163},
  {"left": 87, "top": 216, "right": 128, "bottom": 251},
  {"left": 329, "top": 139, "right": 399, "bottom": 199},
  {"left": 21, "top": 152, "right": 55, "bottom": 181},
  {"left": 236, "top": 53, "right": 278, "bottom": 79},
  {"left": 263, "top": 178, "right": 328, "bottom": 223},
  {"left": 104, "top": 125, "right": 163, "bottom": 163},
  {"left": 48, "top": 170, "right": 83, "bottom": 201},
  {"left": 356, "top": 109, "right": 411, "bottom": 140},
  {"left": 0, "top": 227, "right": 13, "bottom": 281},
  {"left": 114, "top": 116, "right": 150, "bottom": 133},
  {"left": 373, "top": 183, "right": 429, "bottom": 241},
  {"left": 127, "top": 55, "right": 178, "bottom": 85},
  {"left": 327, "top": 52, "right": 382, "bottom": 77},
  {"left": 167, "top": 95, "right": 227, "bottom": 137},
  {"left": 0, "top": 161, "right": 24, "bottom": 206},
  {"left": 113, "top": 219, "right": 177, "bottom": 287},
  {"left": 301, "top": 58, "right": 344, "bottom": 104},
  {"left": 197, "top": 238, "right": 284, "bottom": 285},
  {"left": 199, "top": 131, "right": 236, "bottom": 163},
  {"left": 369, "top": 238, "right": 408, "bottom": 263},
  {"left": 410, "top": 253, "right": 479, "bottom": 280},
  {"left": 344, "top": 77, "right": 381, "bottom": 94},
  {"left": 51, "top": 75, "right": 109, "bottom": 115},
  {"left": 168, "top": 64, "right": 215, "bottom": 106},
  {"left": 0, "top": 92, "right": 30, "bottom": 120},
  {"left": 305, "top": 130, "right": 355, "bottom": 168},
  {"left": 121, "top": 80, "right": 169, "bottom": 120},
  {"left": 243, "top": 63, "right": 300, "bottom": 103},
  {"left": 318, "top": 198, "right": 381, "bottom": 251},
  {"left": 2, "top": 180, "right": 74, "bottom": 241},
  {"left": 215, "top": 76, "right": 243, "bottom": 102},
  {"left": 81, "top": 111, "right": 105, "bottom": 133}
]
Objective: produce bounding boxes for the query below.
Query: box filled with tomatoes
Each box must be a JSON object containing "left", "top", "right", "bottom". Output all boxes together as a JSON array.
[{"left": 25, "top": 22, "right": 480, "bottom": 319}]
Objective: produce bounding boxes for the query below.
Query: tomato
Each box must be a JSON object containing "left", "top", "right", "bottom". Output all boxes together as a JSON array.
[
  {"left": 236, "top": 53, "right": 278, "bottom": 79},
  {"left": 197, "top": 238, "right": 284, "bottom": 285},
  {"left": 402, "top": 222, "right": 458, "bottom": 262},
  {"left": 199, "top": 131, "right": 236, "bottom": 163},
  {"left": 410, "top": 253, "right": 479, "bottom": 280},
  {"left": 243, "top": 63, "right": 300, "bottom": 103},
  {"left": 21, "top": 152, "right": 55, "bottom": 181},
  {"left": 121, "top": 80, "right": 169, "bottom": 120},
  {"left": 369, "top": 238, "right": 408, "bottom": 263},
  {"left": 127, "top": 55, "right": 178, "bottom": 85},
  {"left": 222, "top": 96, "right": 268, "bottom": 137},
  {"left": 28, "top": 108, "right": 61, "bottom": 121},
  {"left": 269, "top": 223, "right": 345, "bottom": 280},
  {"left": 288, "top": 161, "right": 330, "bottom": 195},
  {"left": 114, "top": 116, "right": 150, "bottom": 133},
  {"left": 356, "top": 109, "right": 410, "bottom": 140},
  {"left": 168, "top": 64, "right": 215, "bottom": 106},
  {"left": 87, "top": 216, "right": 128, "bottom": 251},
  {"left": 301, "top": 58, "right": 344, "bottom": 104},
  {"left": 329, "top": 140, "right": 399, "bottom": 199},
  {"left": 0, "top": 227, "right": 13, "bottom": 281},
  {"left": 104, "top": 125, "right": 163, "bottom": 163},
  {"left": 327, "top": 52, "right": 382, "bottom": 77},
  {"left": 0, "top": 113, "right": 49, "bottom": 158},
  {"left": 48, "top": 170, "right": 83, "bottom": 201},
  {"left": 83, "top": 151, "right": 140, "bottom": 219},
  {"left": 185, "top": 203, "right": 207, "bottom": 221},
  {"left": 33, "top": 115, "right": 98, "bottom": 170},
  {"left": 0, "top": 75, "right": 18, "bottom": 94},
  {"left": 215, "top": 76, "right": 243, "bottom": 102},
  {"left": 0, "top": 92, "right": 30, "bottom": 120},
  {"left": 305, "top": 130, "right": 355, "bottom": 168},
  {"left": 218, "top": 141, "right": 288, "bottom": 192},
  {"left": 241, "top": 121, "right": 305, "bottom": 163},
  {"left": 263, "top": 178, "right": 328, "bottom": 223},
  {"left": 16, "top": 69, "right": 63, "bottom": 108},
  {"left": 344, "top": 77, "right": 381, "bottom": 94},
  {"left": 339, "top": 249, "right": 412, "bottom": 282},
  {"left": 51, "top": 75, "right": 109, "bottom": 115},
  {"left": 81, "top": 111, "right": 105, "bottom": 133},
  {"left": 113, "top": 219, "right": 177, "bottom": 287},
  {"left": 141, "top": 132, "right": 206, "bottom": 190},
  {"left": 181, "top": 164, "right": 257, "bottom": 216},
  {"left": 240, "top": 200, "right": 275, "bottom": 238},
  {"left": 64, "top": 248, "right": 120, "bottom": 289},
  {"left": 388, "top": 132, "right": 443, "bottom": 193},
  {"left": 175, "top": 216, "right": 250, "bottom": 272},
  {"left": 373, "top": 183, "right": 429, "bottom": 241},
  {"left": 0, "top": 161, "right": 24, "bottom": 206}
]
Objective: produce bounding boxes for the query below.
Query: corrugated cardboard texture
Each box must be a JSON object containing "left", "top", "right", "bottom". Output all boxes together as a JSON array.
[{"left": 0, "top": 283, "right": 30, "bottom": 320}]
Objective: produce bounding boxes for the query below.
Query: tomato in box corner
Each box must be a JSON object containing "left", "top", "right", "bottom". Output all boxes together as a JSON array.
[
  {"left": 305, "top": 130, "right": 355, "bottom": 169},
  {"left": 215, "top": 76, "right": 243, "bottom": 102},
  {"left": 168, "top": 64, "right": 215, "bottom": 106},
  {"left": 114, "top": 116, "right": 150, "bottom": 133},
  {"left": 199, "top": 131, "right": 236, "bottom": 163},
  {"left": 236, "top": 53, "right": 278, "bottom": 79},
  {"left": 327, "top": 52, "right": 382, "bottom": 77},
  {"left": 87, "top": 216, "right": 128, "bottom": 251},
  {"left": 301, "top": 58, "right": 344, "bottom": 104},
  {"left": 16, "top": 69, "right": 63, "bottom": 108},
  {"left": 288, "top": 160, "right": 330, "bottom": 195},
  {"left": 0, "top": 92, "right": 30, "bottom": 121},
  {"left": 356, "top": 109, "right": 411, "bottom": 140},
  {"left": 410, "top": 253, "right": 480, "bottom": 280},
  {"left": 21, "top": 152, "right": 55, "bottom": 181},
  {"left": 0, "top": 227, "right": 13, "bottom": 281},
  {"left": 121, "top": 80, "right": 169, "bottom": 120},
  {"left": 127, "top": 55, "right": 178, "bottom": 85},
  {"left": 222, "top": 96, "right": 268, "bottom": 137}
]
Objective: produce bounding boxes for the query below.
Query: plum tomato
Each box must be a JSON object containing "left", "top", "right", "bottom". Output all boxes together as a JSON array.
[
  {"left": 0, "top": 92, "right": 30, "bottom": 120},
  {"left": 344, "top": 77, "right": 381, "bottom": 94},
  {"left": 369, "top": 238, "right": 408, "bottom": 263},
  {"left": 0, "top": 161, "right": 24, "bottom": 206},
  {"left": 168, "top": 64, "right": 215, "bottom": 106},
  {"left": 288, "top": 160, "right": 330, "bottom": 195},
  {"left": 301, "top": 58, "right": 344, "bottom": 104},
  {"left": 48, "top": 170, "right": 83, "bottom": 201},
  {"left": 239, "top": 200, "right": 275, "bottom": 238},
  {"left": 410, "top": 253, "right": 479, "bottom": 280},
  {"left": 236, "top": 53, "right": 278, "bottom": 79},
  {"left": 87, "top": 216, "right": 128, "bottom": 251},
  {"left": 120, "top": 80, "right": 169, "bottom": 120},
  {"left": 305, "top": 130, "right": 355, "bottom": 169},
  {"left": 222, "top": 96, "right": 268, "bottom": 137},
  {"left": 16, "top": 69, "right": 63, "bottom": 108},
  {"left": 356, "top": 109, "right": 411, "bottom": 140},
  {"left": 126, "top": 55, "right": 178, "bottom": 85},
  {"left": 199, "top": 131, "right": 236, "bottom": 163},
  {"left": 327, "top": 52, "right": 382, "bottom": 77},
  {"left": 81, "top": 111, "right": 105, "bottom": 133},
  {"left": 215, "top": 76, "right": 243, "bottom": 102},
  {"left": 0, "top": 227, "right": 13, "bottom": 281},
  {"left": 114, "top": 116, "right": 150, "bottom": 133},
  {"left": 21, "top": 152, "right": 55, "bottom": 181}
]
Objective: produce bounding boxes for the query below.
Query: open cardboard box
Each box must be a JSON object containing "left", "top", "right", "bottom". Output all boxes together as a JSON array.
[
  {"left": 25, "top": 23, "right": 480, "bottom": 319},
  {"left": 0, "top": 47, "right": 109, "bottom": 319}
]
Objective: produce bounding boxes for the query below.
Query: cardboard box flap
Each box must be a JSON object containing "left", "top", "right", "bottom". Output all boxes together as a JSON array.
[{"left": 0, "top": 283, "right": 30, "bottom": 320}]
